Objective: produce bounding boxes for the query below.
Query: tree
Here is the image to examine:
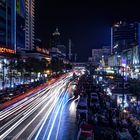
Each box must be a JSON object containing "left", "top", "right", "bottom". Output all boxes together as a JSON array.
[
  {"left": 40, "top": 58, "right": 49, "bottom": 74},
  {"left": 25, "top": 57, "right": 41, "bottom": 81},
  {"left": 24, "top": 57, "right": 49, "bottom": 82},
  {"left": 15, "top": 59, "right": 26, "bottom": 83},
  {"left": 65, "top": 63, "right": 72, "bottom": 70},
  {"left": 49, "top": 58, "right": 62, "bottom": 73}
]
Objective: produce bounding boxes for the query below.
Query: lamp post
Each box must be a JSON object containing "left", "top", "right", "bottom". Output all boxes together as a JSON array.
[
  {"left": 2, "top": 60, "right": 5, "bottom": 90},
  {"left": 122, "top": 66, "right": 125, "bottom": 109},
  {"left": 117, "top": 54, "right": 125, "bottom": 109}
]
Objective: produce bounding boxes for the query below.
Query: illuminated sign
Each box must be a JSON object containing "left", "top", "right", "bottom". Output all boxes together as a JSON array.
[
  {"left": 36, "top": 47, "right": 49, "bottom": 55},
  {"left": 16, "top": 0, "right": 20, "bottom": 15},
  {"left": 0, "top": 47, "right": 15, "bottom": 54}
]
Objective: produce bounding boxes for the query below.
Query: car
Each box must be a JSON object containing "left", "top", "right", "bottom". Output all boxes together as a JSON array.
[
  {"left": 77, "top": 123, "right": 94, "bottom": 140},
  {"left": 77, "top": 97, "right": 88, "bottom": 121},
  {"left": 90, "top": 96, "right": 99, "bottom": 107},
  {"left": 90, "top": 92, "right": 98, "bottom": 98}
]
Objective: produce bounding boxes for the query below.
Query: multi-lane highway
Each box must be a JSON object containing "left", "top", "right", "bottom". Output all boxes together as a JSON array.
[{"left": 0, "top": 73, "right": 78, "bottom": 140}]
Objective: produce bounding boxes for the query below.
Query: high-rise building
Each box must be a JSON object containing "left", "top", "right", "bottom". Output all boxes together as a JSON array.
[
  {"left": 88, "top": 46, "right": 111, "bottom": 67},
  {"left": 110, "top": 21, "right": 140, "bottom": 67},
  {"left": 16, "top": 0, "right": 26, "bottom": 50},
  {"left": 0, "top": 0, "right": 16, "bottom": 50},
  {"left": 49, "top": 28, "right": 67, "bottom": 59},
  {"left": 112, "top": 21, "right": 139, "bottom": 55},
  {"left": 25, "top": 0, "right": 35, "bottom": 50},
  {"left": 0, "top": 0, "right": 26, "bottom": 51},
  {"left": 51, "top": 28, "right": 61, "bottom": 48}
]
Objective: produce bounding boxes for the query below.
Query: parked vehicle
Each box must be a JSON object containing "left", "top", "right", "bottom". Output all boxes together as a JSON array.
[
  {"left": 90, "top": 96, "right": 99, "bottom": 108},
  {"left": 77, "top": 123, "right": 94, "bottom": 140},
  {"left": 77, "top": 97, "right": 88, "bottom": 121},
  {"left": 118, "top": 128, "right": 133, "bottom": 140}
]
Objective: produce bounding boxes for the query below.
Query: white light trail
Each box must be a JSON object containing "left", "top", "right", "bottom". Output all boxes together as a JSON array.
[
  {"left": 35, "top": 87, "right": 66, "bottom": 140},
  {"left": 0, "top": 74, "right": 73, "bottom": 140},
  {"left": 55, "top": 95, "right": 75, "bottom": 140}
]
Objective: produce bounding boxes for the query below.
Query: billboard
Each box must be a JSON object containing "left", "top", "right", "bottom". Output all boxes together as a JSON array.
[
  {"left": 16, "top": 0, "right": 25, "bottom": 17},
  {"left": 16, "top": 0, "right": 20, "bottom": 15}
]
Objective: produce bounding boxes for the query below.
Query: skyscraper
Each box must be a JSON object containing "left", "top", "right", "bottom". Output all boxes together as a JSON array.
[
  {"left": 109, "top": 21, "right": 140, "bottom": 79},
  {"left": 0, "top": 0, "right": 16, "bottom": 50},
  {"left": 51, "top": 28, "right": 61, "bottom": 48},
  {"left": 49, "top": 28, "right": 66, "bottom": 59},
  {"left": 0, "top": 0, "right": 26, "bottom": 51},
  {"left": 112, "top": 21, "right": 138, "bottom": 55},
  {"left": 16, "top": 0, "right": 26, "bottom": 50},
  {"left": 25, "top": 0, "right": 35, "bottom": 50}
]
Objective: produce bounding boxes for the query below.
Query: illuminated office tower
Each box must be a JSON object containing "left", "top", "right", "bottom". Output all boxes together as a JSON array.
[
  {"left": 0, "top": 0, "right": 16, "bottom": 50},
  {"left": 25, "top": 0, "right": 35, "bottom": 50}
]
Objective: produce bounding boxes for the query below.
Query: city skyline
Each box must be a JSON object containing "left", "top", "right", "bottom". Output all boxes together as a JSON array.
[
  {"left": 1, "top": 1, "right": 140, "bottom": 140},
  {"left": 36, "top": 0, "right": 140, "bottom": 61}
]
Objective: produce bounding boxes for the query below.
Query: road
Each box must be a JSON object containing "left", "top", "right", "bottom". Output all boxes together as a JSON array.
[
  {"left": 0, "top": 73, "right": 78, "bottom": 140},
  {"left": 33, "top": 85, "right": 79, "bottom": 140}
]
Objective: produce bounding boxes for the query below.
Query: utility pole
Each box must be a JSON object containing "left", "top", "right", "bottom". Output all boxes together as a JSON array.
[
  {"left": 2, "top": 60, "right": 5, "bottom": 90},
  {"left": 122, "top": 66, "right": 125, "bottom": 109},
  {"left": 74, "top": 53, "right": 77, "bottom": 62},
  {"left": 6, "top": 0, "right": 8, "bottom": 46},
  {"left": 68, "top": 39, "right": 72, "bottom": 61}
]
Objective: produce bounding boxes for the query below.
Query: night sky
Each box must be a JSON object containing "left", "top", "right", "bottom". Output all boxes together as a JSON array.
[{"left": 35, "top": 0, "right": 140, "bottom": 61}]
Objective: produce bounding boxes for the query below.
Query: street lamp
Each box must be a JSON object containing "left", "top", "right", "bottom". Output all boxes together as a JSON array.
[
  {"left": 122, "top": 66, "right": 125, "bottom": 109},
  {"left": 117, "top": 55, "right": 121, "bottom": 74},
  {"left": 2, "top": 60, "right": 6, "bottom": 90},
  {"left": 117, "top": 65, "right": 125, "bottom": 109}
]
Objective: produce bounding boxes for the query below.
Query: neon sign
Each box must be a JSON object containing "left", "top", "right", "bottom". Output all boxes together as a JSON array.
[
  {"left": 36, "top": 47, "right": 49, "bottom": 55},
  {"left": 0, "top": 47, "right": 15, "bottom": 54}
]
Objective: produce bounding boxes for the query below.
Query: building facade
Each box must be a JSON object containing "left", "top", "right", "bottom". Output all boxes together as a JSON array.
[
  {"left": 0, "top": 0, "right": 16, "bottom": 50},
  {"left": 89, "top": 46, "right": 111, "bottom": 67},
  {"left": 0, "top": 0, "right": 26, "bottom": 51},
  {"left": 110, "top": 21, "right": 140, "bottom": 66},
  {"left": 0, "top": 0, "right": 17, "bottom": 89},
  {"left": 16, "top": 0, "right": 26, "bottom": 50},
  {"left": 0, "top": 0, "right": 36, "bottom": 89},
  {"left": 25, "top": 0, "right": 35, "bottom": 50},
  {"left": 109, "top": 21, "right": 140, "bottom": 78},
  {"left": 49, "top": 28, "right": 66, "bottom": 60},
  {"left": 111, "top": 21, "right": 138, "bottom": 55}
]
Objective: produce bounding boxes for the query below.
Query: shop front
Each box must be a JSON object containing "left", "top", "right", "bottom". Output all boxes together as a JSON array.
[{"left": 0, "top": 46, "right": 16, "bottom": 89}]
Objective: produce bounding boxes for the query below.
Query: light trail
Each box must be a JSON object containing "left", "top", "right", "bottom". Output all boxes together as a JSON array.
[
  {"left": 55, "top": 95, "right": 80, "bottom": 140},
  {"left": 0, "top": 78, "right": 66, "bottom": 120},
  {"left": 0, "top": 81, "right": 66, "bottom": 139},
  {"left": 0, "top": 73, "right": 73, "bottom": 140},
  {"left": 0, "top": 87, "right": 55, "bottom": 133},
  {"left": 0, "top": 92, "right": 52, "bottom": 140},
  {"left": 0, "top": 87, "right": 49, "bottom": 118},
  {"left": 34, "top": 86, "right": 66, "bottom": 140},
  {"left": 46, "top": 91, "right": 68, "bottom": 140},
  {"left": 11, "top": 86, "right": 63, "bottom": 140},
  {"left": 54, "top": 95, "right": 75, "bottom": 140},
  {"left": 26, "top": 83, "right": 68, "bottom": 140},
  {"left": 35, "top": 81, "right": 75, "bottom": 140}
]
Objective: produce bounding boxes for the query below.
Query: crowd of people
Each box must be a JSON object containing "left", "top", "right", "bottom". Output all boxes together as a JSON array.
[{"left": 75, "top": 74, "right": 140, "bottom": 140}]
